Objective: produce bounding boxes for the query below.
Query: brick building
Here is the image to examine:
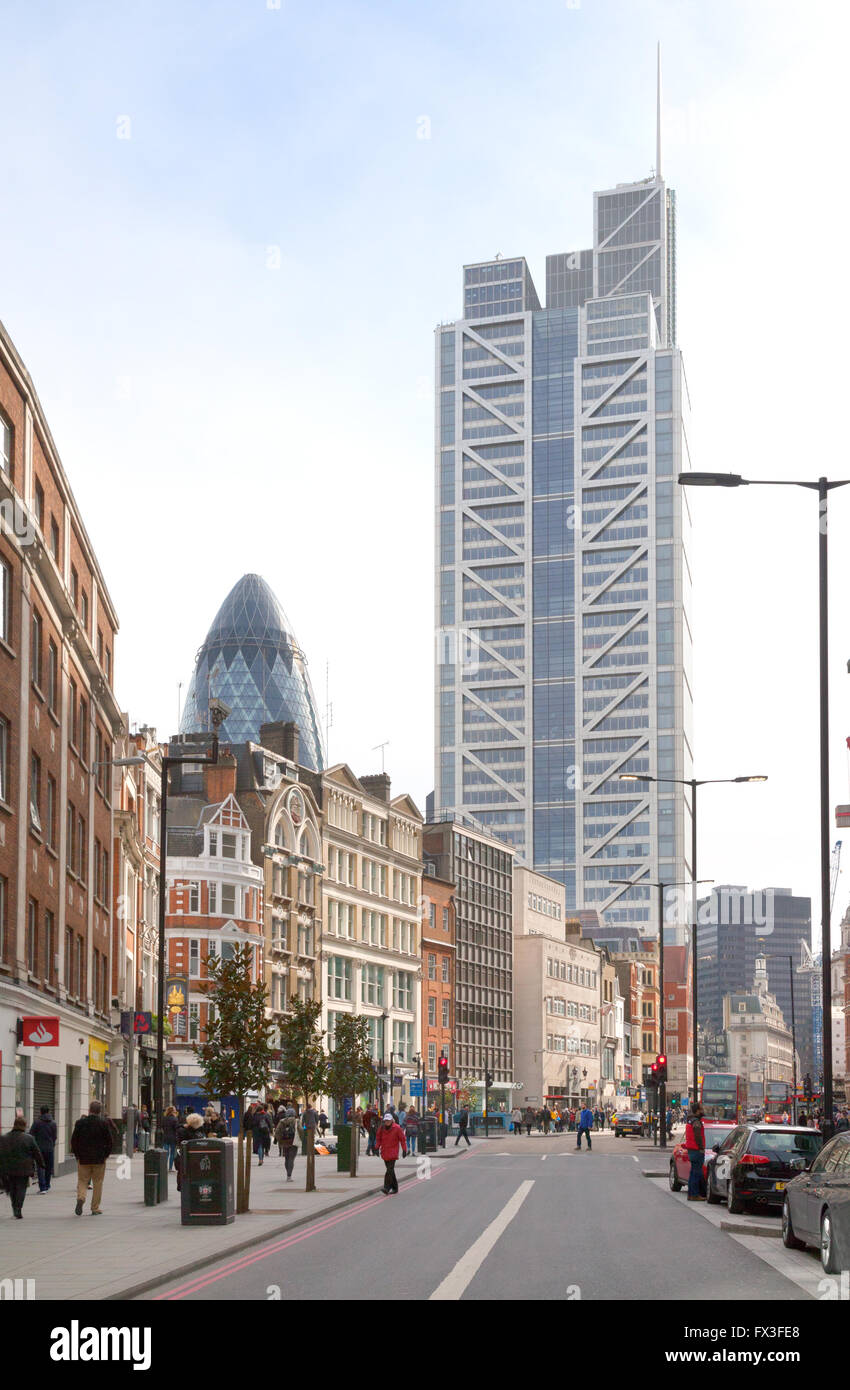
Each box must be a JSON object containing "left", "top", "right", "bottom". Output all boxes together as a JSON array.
[
  {"left": 421, "top": 871, "right": 455, "bottom": 1098},
  {"left": 0, "top": 319, "right": 122, "bottom": 1168},
  {"left": 662, "top": 943, "right": 692, "bottom": 1101}
]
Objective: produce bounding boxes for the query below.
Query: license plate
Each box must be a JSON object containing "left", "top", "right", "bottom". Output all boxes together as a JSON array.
[{"left": 774, "top": 1182, "right": 785, "bottom": 1191}]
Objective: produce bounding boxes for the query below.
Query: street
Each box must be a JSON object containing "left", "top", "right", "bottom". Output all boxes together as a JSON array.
[{"left": 142, "top": 1131, "right": 817, "bottom": 1301}]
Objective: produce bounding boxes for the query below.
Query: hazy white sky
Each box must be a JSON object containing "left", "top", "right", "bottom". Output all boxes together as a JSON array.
[{"left": 2, "top": 0, "right": 849, "bottom": 946}]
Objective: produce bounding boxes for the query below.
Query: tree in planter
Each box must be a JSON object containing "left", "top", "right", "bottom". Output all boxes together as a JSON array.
[
  {"left": 325, "top": 1014, "right": 377, "bottom": 1175},
  {"left": 277, "top": 998, "right": 327, "bottom": 1192},
  {"left": 195, "top": 946, "right": 276, "bottom": 1214}
]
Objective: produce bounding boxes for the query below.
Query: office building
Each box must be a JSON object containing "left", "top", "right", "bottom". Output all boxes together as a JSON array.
[{"left": 433, "top": 154, "right": 692, "bottom": 933}]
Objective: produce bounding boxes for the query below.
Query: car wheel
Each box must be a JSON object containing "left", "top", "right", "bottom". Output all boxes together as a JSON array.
[
  {"left": 781, "top": 1197, "right": 805, "bottom": 1250},
  {"left": 821, "top": 1208, "right": 840, "bottom": 1274},
  {"left": 705, "top": 1168, "right": 722, "bottom": 1205},
  {"left": 727, "top": 1177, "right": 745, "bottom": 1214},
  {"left": 669, "top": 1161, "right": 682, "bottom": 1193},
  {"left": 615, "top": 1130, "right": 622, "bottom": 1138}
]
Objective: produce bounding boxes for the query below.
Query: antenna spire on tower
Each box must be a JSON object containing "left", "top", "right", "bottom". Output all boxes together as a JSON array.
[{"left": 656, "top": 41, "right": 662, "bottom": 181}]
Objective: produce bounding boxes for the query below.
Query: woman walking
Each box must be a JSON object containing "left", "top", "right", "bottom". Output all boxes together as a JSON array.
[{"left": 163, "top": 1106, "right": 179, "bottom": 1170}]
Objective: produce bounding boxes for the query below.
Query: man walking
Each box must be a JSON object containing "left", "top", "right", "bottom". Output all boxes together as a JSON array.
[
  {"left": 0, "top": 1115, "right": 45, "bottom": 1217},
  {"left": 454, "top": 1105, "right": 471, "bottom": 1147},
  {"left": 684, "top": 1103, "right": 707, "bottom": 1202},
  {"left": 29, "top": 1105, "right": 57, "bottom": 1193},
  {"left": 71, "top": 1100, "right": 113, "bottom": 1215},
  {"left": 576, "top": 1103, "right": 594, "bottom": 1151},
  {"left": 375, "top": 1111, "right": 407, "bottom": 1194},
  {"left": 274, "top": 1107, "right": 300, "bottom": 1181}
]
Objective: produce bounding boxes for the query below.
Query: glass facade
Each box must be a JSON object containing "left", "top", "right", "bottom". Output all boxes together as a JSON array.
[
  {"left": 180, "top": 573, "right": 325, "bottom": 771},
  {"left": 435, "top": 172, "right": 691, "bottom": 933}
]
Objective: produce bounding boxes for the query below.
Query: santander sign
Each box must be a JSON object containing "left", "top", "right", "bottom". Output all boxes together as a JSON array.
[{"left": 22, "top": 1016, "right": 59, "bottom": 1047}]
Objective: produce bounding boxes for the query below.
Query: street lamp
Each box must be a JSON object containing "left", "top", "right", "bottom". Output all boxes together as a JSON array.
[
  {"left": 113, "top": 697, "right": 231, "bottom": 1149},
  {"left": 620, "top": 772, "right": 767, "bottom": 1105},
  {"left": 610, "top": 876, "right": 712, "bottom": 1148},
  {"left": 680, "top": 467, "right": 850, "bottom": 1139},
  {"left": 763, "top": 953, "right": 798, "bottom": 1122}
]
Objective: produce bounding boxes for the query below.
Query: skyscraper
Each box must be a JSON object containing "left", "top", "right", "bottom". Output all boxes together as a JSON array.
[{"left": 433, "top": 159, "right": 692, "bottom": 932}]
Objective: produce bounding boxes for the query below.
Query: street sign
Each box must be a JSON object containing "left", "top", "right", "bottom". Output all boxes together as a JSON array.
[
  {"left": 21, "top": 1017, "right": 59, "bottom": 1047},
  {"left": 134, "top": 1012, "right": 152, "bottom": 1035},
  {"left": 393, "top": 1074, "right": 403, "bottom": 1086},
  {"left": 409, "top": 1079, "right": 424, "bottom": 1096}
]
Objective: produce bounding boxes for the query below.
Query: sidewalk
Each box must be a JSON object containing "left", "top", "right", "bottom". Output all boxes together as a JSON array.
[{"left": 0, "top": 1139, "right": 472, "bottom": 1301}]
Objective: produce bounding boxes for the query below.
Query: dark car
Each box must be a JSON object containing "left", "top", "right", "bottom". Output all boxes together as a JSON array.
[
  {"left": 614, "top": 1112, "right": 645, "bottom": 1138},
  {"left": 669, "top": 1122, "right": 736, "bottom": 1192},
  {"left": 705, "top": 1124, "right": 823, "bottom": 1214},
  {"left": 782, "top": 1132, "right": 850, "bottom": 1273}
]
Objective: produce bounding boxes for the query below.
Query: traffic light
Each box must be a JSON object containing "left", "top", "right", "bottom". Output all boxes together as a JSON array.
[
  {"left": 655, "top": 1054, "right": 668, "bottom": 1085},
  {"left": 438, "top": 1055, "right": 449, "bottom": 1085},
  {"left": 649, "top": 1060, "right": 660, "bottom": 1088},
  {"left": 484, "top": 1070, "right": 493, "bottom": 1090}
]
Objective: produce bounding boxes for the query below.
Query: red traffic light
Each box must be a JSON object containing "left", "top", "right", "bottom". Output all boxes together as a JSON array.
[
  {"left": 656, "top": 1054, "right": 666, "bottom": 1067},
  {"left": 438, "top": 1055, "right": 448, "bottom": 1068}
]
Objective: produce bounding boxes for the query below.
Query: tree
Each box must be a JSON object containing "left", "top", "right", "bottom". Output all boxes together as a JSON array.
[
  {"left": 278, "top": 998, "right": 327, "bottom": 1192},
  {"left": 195, "top": 946, "right": 276, "bottom": 1214},
  {"left": 325, "top": 1015, "right": 377, "bottom": 1175},
  {"left": 456, "top": 1076, "right": 481, "bottom": 1113}
]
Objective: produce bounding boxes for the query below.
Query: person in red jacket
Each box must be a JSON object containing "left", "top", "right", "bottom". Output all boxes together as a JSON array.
[
  {"left": 684, "top": 1103, "right": 707, "bottom": 1202},
  {"left": 374, "top": 1112, "right": 407, "bottom": 1195}
]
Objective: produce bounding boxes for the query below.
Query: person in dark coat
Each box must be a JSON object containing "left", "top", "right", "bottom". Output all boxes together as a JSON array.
[
  {"left": 29, "top": 1106, "right": 57, "bottom": 1192},
  {"left": 0, "top": 1116, "right": 45, "bottom": 1218},
  {"left": 163, "top": 1106, "right": 179, "bottom": 1170},
  {"left": 70, "top": 1100, "right": 114, "bottom": 1216}
]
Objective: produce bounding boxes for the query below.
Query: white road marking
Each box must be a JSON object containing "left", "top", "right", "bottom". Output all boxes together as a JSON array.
[
  {"left": 429, "top": 1180, "right": 535, "bottom": 1301},
  {"left": 541, "top": 1154, "right": 548, "bottom": 1162}
]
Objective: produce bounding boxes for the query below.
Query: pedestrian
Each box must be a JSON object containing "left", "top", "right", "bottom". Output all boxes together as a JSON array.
[
  {"left": 174, "top": 1112, "right": 205, "bottom": 1191},
  {"left": 0, "top": 1115, "right": 45, "bottom": 1218},
  {"left": 163, "top": 1106, "right": 179, "bottom": 1171},
  {"left": 542, "top": 1105, "right": 552, "bottom": 1136},
  {"left": 274, "top": 1107, "right": 300, "bottom": 1181},
  {"left": 29, "top": 1105, "right": 57, "bottom": 1193},
  {"left": 524, "top": 1106, "right": 534, "bottom": 1136},
  {"left": 576, "top": 1103, "right": 594, "bottom": 1151},
  {"left": 405, "top": 1106, "right": 420, "bottom": 1156},
  {"left": 835, "top": 1110, "right": 850, "bottom": 1133},
  {"left": 136, "top": 1104, "right": 151, "bottom": 1152},
  {"left": 253, "top": 1104, "right": 273, "bottom": 1165},
  {"left": 318, "top": 1109, "right": 329, "bottom": 1138},
  {"left": 799, "top": 1111, "right": 809, "bottom": 1128},
  {"left": 454, "top": 1105, "right": 471, "bottom": 1147},
  {"left": 665, "top": 1107, "right": 673, "bottom": 1140},
  {"left": 202, "top": 1105, "right": 219, "bottom": 1137},
  {"left": 70, "top": 1100, "right": 114, "bottom": 1216},
  {"left": 568, "top": 1109, "right": 576, "bottom": 1132},
  {"left": 364, "top": 1104, "right": 380, "bottom": 1156},
  {"left": 375, "top": 1111, "right": 407, "bottom": 1194},
  {"left": 511, "top": 1105, "right": 522, "bottom": 1134},
  {"left": 684, "top": 1103, "right": 707, "bottom": 1202}
]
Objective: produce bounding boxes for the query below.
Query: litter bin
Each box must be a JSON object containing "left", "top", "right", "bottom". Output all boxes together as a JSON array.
[
  {"left": 180, "top": 1138, "right": 235, "bottom": 1226},
  {"left": 419, "top": 1116, "right": 438, "bottom": 1154},
  {"left": 144, "top": 1147, "right": 168, "bottom": 1206},
  {"left": 336, "top": 1124, "right": 351, "bottom": 1172}
]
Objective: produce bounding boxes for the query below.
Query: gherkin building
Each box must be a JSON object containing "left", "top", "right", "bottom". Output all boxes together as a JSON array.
[{"left": 179, "top": 574, "right": 325, "bottom": 771}]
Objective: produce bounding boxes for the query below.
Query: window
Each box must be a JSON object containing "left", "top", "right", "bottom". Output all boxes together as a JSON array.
[
  {"left": 69, "top": 679, "right": 78, "bottom": 746},
  {"left": 27, "top": 898, "right": 38, "bottom": 973},
  {"left": 70, "top": 567, "right": 78, "bottom": 608},
  {"left": 188, "top": 882, "right": 200, "bottom": 913},
  {"left": 34, "top": 480, "right": 44, "bottom": 530},
  {"left": 44, "top": 910, "right": 54, "bottom": 983},
  {"left": 64, "top": 927, "right": 73, "bottom": 991},
  {"left": 47, "top": 640, "right": 58, "bottom": 713},
  {"left": 0, "top": 559, "right": 9, "bottom": 643},
  {"left": 428, "top": 1042, "right": 437, "bottom": 1072},
  {"left": 442, "top": 999, "right": 450, "bottom": 1029},
  {"left": 363, "top": 910, "right": 386, "bottom": 947},
  {"left": 428, "top": 952, "right": 437, "bottom": 980},
  {"left": 0, "top": 415, "right": 11, "bottom": 473},
  {"left": 392, "top": 1019, "right": 413, "bottom": 1063},
  {"left": 428, "top": 996, "right": 436, "bottom": 1026},
  {"left": 189, "top": 1003, "right": 200, "bottom": 1043},
  {"left": 29, "top": 753, "right": 41, "bottom": 832},
  {"left": 31, "top": 609, "right": 43, "bottom": 688},
  {"left": 327, "top": 956, "right": 352, "bottom": 1001},
  {"left": 297, "top": 919, "right": 314, "bottom": 956},
  {"left": 441, "top": 956, "right": 450, "bottom": 983},
  {"left": 105, "top": 648, "right": 111, "bottom": 684},
  {"left": 361, "top": 963, "right": 384, "bottom": 1006},
  {"left": 77, "top": 814, "right": 85, "bottom": 880},
  {"left": 429, "top": 901, "right": 436, "bottom": 928},
  {"left": 66, "top": 803, "right": 75, "bottom": 873},
  {"left": 78, "top": 697, "right": 88, "bottom": 761},
  {"left": 0, "top": 876, "right": 7, "bottom": 962},
  {"left": 394, "top": 970, "right": 413, "bottom": 1010},
  {"left": 221, "top": 884, "right": 236, "bottom": 916},
  {"left": 50, "top": 517, "right": 59, "bottom": 562},
  {"left": 189, "top": 939, "right": 200, "bottom": 978},
  {"left": 81, "top": 592, "right": 89, "bottom": 631},
  {"left": 221, "top": 833, "right": 237, "bottom": 859}
]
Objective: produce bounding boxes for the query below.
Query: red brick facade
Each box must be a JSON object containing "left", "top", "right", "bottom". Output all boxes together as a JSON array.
[{"left": 421, "top": 873, "right": 455, "bottom": 1092}]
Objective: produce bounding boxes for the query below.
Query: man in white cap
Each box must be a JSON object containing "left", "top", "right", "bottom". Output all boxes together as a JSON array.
[{"left": 374, "top": 1111, "right": 407, "bottom": 1195}]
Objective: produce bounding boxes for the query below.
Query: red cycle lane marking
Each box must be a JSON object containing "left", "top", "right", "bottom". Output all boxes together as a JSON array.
[{"left": 158, "top": 1154, "right": 470, "bottom": 1300}]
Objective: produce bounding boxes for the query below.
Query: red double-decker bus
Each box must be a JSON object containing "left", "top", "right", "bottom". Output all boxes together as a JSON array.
[{"left": 700, "top": 1072, "right": 747, "bottom": 1121}]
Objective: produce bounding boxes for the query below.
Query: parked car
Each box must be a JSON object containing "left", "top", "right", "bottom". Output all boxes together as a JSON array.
[
  {"left": 614, "top": 1112, "right": 646, "bottom": 1138},
  {"left": 705, "top": 1124, "right": 823, "bottom": 1214},
  {"left": 782, "top": 1132, "right": 850, "bottom": 1273},
  {"left": 668, "top": 1122, "right": 737, "bottom": 1192}
]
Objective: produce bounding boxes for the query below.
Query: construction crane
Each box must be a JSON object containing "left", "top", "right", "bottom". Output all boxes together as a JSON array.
[{"left": 831, "top": 840, "right": 843, "bottom": 917}]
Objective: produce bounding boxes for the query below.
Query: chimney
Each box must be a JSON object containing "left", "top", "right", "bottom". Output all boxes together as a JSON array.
[
  {"left": 205, "top": 753, "right": 237, "bottom": 804},
  {"left": 259, "top": 721, "right": 300, "bottom": 763},
  {"left": 360, "top": 773, "right": 391, "bottom": 803}
]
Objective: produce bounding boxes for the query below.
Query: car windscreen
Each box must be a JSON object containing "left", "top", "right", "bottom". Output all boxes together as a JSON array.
[
  {"left": 748, "top": 1131, "right": 822, "bottom": 1159},
  {"left": 704, "top": 1126, "right": 734, "bottom": 1149}
]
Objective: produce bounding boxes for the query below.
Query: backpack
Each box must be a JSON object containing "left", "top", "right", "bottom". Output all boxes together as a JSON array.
[{"left": 281, "top": 1118, "right": 296, "bottom": 1144}]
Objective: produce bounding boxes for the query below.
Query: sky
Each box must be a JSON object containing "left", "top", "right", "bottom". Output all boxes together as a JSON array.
[{"left": 2, "top": 0, "right": 849, "bottom": 950}]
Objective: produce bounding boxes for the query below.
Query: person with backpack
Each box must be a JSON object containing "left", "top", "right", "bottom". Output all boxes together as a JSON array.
[
  {"left": 405, "top": 1106, "right": 420, "bottom": 1156},
  {"left": 684, "top": 1103, "right": 707, "bottom": 1201},
  {"left": 524, "top": 1106, "right": 535, "bottom": 1136},
  {"left": 274, "top": 1107, "right": 300, "bottom": 1181},
  {"left": 576, "top": 1104, "right": 595, "bottom": 1150},
  {"left": 454, "top": 1105, "right": 471, "bottom": 1147},
  {"left": 29, "top": 1105, "right": 57, "bottom": 1192},
  {"left": 0, "top": 1115, "right": 45, "bottom": 1217}
]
